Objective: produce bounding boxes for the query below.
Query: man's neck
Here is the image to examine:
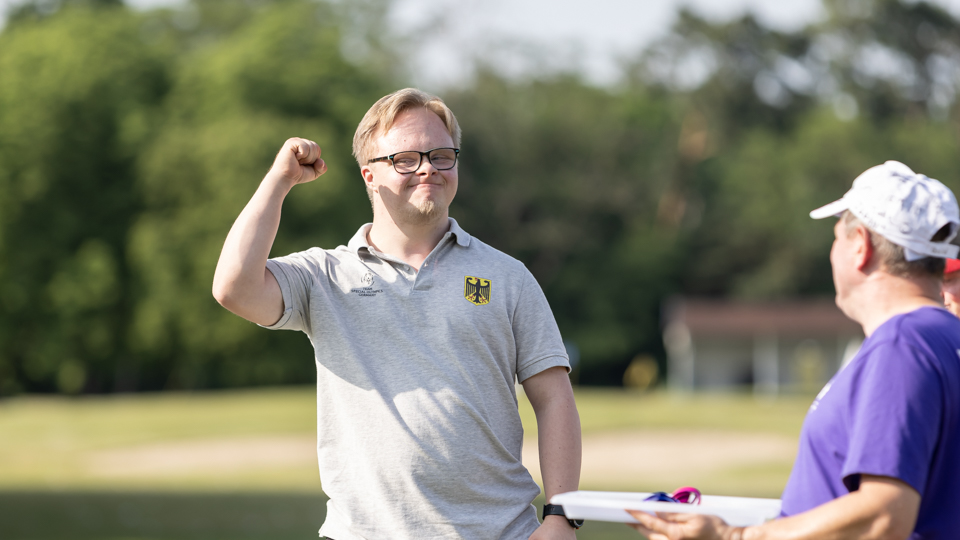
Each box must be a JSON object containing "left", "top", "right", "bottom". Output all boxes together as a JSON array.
[
  {"left": 844, "top": 272, "right": 943, "bottom": 336},
  {"left": 366, "top": 213, "right": 450, "bottom": 271}
]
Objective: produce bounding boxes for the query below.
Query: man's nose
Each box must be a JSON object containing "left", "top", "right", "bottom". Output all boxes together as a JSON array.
[{"left": 415, "top": 157, "right": 438, "bottom": 175}]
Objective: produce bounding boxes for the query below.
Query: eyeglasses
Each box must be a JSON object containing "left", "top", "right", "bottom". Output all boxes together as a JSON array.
[{"left": 368, "top": 147, "right": 459, "bottom": 174}]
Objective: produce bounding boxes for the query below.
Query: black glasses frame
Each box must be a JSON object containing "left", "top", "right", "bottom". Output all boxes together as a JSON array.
[{"left": 367, "top": 147, "right": 460, "bottom": 173}]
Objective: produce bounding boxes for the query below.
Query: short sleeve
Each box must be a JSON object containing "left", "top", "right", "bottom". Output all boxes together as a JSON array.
[
  {"left": 842, "top": 342, "right": 943, "bottom": 494},
  {"left": 262, "top": 249, "right": 325, "bottom": 333},
  {"left": 512, "top": 269, "right": 569, "bottom": 382}
]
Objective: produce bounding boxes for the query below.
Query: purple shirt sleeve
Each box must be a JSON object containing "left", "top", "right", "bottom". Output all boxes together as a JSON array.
[{"left": 841, "top": 340, "right": 943, "bottom": 494}]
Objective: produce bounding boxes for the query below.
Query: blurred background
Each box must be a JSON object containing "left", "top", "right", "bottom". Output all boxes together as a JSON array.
[{"left": 2, "top": 0, "right": 960, "bottom": 537}]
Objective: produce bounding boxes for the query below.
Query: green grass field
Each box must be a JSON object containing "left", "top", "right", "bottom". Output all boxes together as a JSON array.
[{"left": 0, "top": 387, "right": 815, "bottom": 539}]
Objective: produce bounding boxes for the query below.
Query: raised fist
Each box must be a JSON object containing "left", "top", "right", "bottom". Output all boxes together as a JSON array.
[{"left": 271, "top": 137, "right": 328, "bottom": 185}]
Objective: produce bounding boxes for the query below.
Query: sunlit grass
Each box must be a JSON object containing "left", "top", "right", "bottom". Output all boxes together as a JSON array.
[
  {"left": 0, "top": 386, "right": 814, "bottom": 493},
  {"left": 0, "top": 386, "right": 816, "bottom": 539},
  {"left": 524, "top": 388, "right": 813, "bottom": 498},
  {"left": 521, "top": 388, "right": 814, "bottom": 437},
  {"left": 0, "top": 387, "right": 320, "bottom": 492}
]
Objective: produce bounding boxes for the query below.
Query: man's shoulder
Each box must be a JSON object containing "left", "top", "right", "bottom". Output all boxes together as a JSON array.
[
  {"left": 269, "top": 245, "right": 361, "bottom": 274},
  {"left": 272, "top": 246, "right": 328, "bottom": 262},
  {"left": 864, "top": 307, "right": 960, "bottom": 369},
  {"left": 461, "top": 234, "right": 516, "bottom": 258},
  {"left": 450, "top": 220, "right": 516, "bottom": 259},
  {"left": 891, "top": 307, "right": 960, "bottom": 340},
  {"left": 456, "top": 235, "right": 530, "bottom": 275}
]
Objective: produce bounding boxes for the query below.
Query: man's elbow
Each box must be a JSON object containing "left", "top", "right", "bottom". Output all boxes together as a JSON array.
[
  {"left": 212, "top": 279, "right": 230, "bottom": 306},
  {"left": 212, "top": 279, "right": 243, "bottom": 313},
  {"left": 873, "top": 511, "right": 916, "bottom": 540},
  {"left": 857, "top": 476, "right": 920, "bottom": 540},
  {"left": 212, "top": 280, "right": 282, "bottom": 327}
]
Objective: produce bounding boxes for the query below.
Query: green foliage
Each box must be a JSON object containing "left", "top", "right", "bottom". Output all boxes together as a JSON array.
[
  {"left": 127, "top": 0, "right": 390, "bottom": 390},
  {"left": 448, "top": 75, "right": 685, "bottom": 378},
  {"left": 0, "top": 0, "right": 392, "bottom": 393},
  {"left": 4, "top": 0, "right": 960, "bottom": 392},
  {"left": 0, "top": 4, "right": 170, "bottom": 393},
  {"left": 684, "top": 110, "right": 960, "bottom": 300}
]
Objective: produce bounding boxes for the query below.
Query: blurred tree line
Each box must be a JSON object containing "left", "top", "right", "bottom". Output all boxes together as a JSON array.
[{"left": 2, "top": 0, "right": 960, "bottom": 393}]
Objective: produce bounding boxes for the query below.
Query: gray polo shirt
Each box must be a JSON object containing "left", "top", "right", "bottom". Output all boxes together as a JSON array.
[{"left": 264, "top": 218, "right": 569, "bottom": 540}]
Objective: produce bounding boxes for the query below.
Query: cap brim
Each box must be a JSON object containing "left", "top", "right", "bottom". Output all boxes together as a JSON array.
[{"left": 809, "top": 199, "right": 848, "bottom": 220}]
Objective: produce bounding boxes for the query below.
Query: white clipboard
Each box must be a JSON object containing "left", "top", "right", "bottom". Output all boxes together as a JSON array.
[{"left": 550, "top": 490, "right": 781, "bottom": 527}]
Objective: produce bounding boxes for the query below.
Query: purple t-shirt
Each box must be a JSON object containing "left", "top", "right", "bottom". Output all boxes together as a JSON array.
[{"left": 780, "top": 307, "right": 960, "bottom": 539}]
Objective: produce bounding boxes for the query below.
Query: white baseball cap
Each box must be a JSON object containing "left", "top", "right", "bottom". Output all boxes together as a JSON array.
[{"left": 809, "top": 160, "right": 960, "bottom": 261}]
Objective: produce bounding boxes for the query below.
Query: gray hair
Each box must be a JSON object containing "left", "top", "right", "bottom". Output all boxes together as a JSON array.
[{"left": 842, "top": 211, "right": 948, "bottom": 278}]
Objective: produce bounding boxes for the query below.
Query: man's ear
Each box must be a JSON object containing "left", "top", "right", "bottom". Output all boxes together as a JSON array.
[
  {"left": 361, "top": 166, "right": 376, "bottom": 193},
  {"left": 854, "top": 224, "right": 875, "bottom": 271}
]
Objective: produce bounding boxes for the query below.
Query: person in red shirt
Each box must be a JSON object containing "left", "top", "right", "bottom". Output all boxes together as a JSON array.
[{"left": 941, "top": 258, "right": 960, "bottom": 317}]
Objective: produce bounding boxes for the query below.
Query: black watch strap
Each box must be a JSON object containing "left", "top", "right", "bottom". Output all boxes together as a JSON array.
[{"left": 542, "top": 503, "right": 584, "bottom": 529}]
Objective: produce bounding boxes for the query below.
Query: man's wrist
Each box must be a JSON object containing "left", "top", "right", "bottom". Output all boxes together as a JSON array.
[
  {"left": 262, "top": 170, "right": 299, "bottom": 193},
  {"left": 542, "top": 503, "right": 583, "bottom": 529},
  {"left": 543, "top": 514, "right": 579, "bottom": 531}
]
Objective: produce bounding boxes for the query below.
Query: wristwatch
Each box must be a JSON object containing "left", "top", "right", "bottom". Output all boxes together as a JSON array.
[{"left": 542, "top": 503, "right": 584, "bottom": 529}]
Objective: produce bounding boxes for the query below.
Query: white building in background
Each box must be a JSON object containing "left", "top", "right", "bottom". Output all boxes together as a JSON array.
[{"left": 663, "top": 298, "right": 863, "bottom": 395}]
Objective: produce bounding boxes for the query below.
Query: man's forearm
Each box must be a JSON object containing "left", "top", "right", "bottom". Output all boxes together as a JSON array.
[
  {"left": 537, "top": 398, "right": 581, "bottom": 500},
  {"left": 527, "top": 369, "right": 581, "bottom": 500},
  {"left": 629, "top": 476, "right": 919, "bottom": 540},
  {"left": 745, "top": 477, "right": 919, "bottom": 540}
]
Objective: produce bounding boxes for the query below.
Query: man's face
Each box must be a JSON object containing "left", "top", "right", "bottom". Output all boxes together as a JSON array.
[
  {"left": 942, "top": 272, "right": 960, "bottom": 317},
  {"left": 362, "top": 108, "right": 458, "bottom": 225},
  {"left": 830, "top": 218, "right": 858, "bottom": 313}
]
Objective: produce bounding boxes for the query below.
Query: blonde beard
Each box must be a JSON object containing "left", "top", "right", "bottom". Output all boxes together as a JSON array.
[
  {"left": 402, "top": 198, "right": 443, "bottom": 224},
  {"left": 376, "top": 196, "right": 445, "bottom": 227}
]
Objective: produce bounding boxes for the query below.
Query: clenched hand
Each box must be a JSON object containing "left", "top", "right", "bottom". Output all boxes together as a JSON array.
[{"left": 270, "top": 137, "right": 328, "bottom": 185}]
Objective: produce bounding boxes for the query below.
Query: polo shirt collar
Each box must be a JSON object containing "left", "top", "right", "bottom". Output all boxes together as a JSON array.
[
  {"left": 346, "top": 217, "right": 472, "bottom": 254},
  {"left": 447, "top": 218, "right": 472, "bottom": 247}
]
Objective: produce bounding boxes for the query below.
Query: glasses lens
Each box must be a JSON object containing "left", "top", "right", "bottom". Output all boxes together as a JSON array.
[
  {"left": 392, "top": 151, "right": 421, "bottom": 173},
  {"left": 428, "top": 148, "right": 458, "bottom": 170}
]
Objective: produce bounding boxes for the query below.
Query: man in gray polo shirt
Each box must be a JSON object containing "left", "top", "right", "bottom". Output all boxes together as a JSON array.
[{"left": 213, "top": 88, "right": 582, "bottom": 540}]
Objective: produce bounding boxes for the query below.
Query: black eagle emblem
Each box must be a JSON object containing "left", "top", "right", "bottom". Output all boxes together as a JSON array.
[{"left": 464, "top": 276, "right": 492, "bottom": 305}]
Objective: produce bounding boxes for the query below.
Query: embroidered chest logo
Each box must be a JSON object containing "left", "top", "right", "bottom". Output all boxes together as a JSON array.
[
  {"left": 350, "top": 272, "right": 382, "bottom": 297},
  {"left": 464, "top": 276, "right": 492, "bottom": 305}
]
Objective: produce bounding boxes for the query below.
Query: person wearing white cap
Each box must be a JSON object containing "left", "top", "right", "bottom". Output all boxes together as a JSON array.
[{"left": 628, "top": 161, "right": 960, "bottom": 540}]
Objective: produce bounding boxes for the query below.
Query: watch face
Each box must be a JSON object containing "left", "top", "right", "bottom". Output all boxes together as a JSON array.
[{"left": 569, "top": 519, "right": 585, "bottom": 529}]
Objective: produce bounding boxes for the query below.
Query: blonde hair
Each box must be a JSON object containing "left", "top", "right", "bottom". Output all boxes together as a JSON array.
[{"left": 352, "top": 88, "right": 461, "bottom": 167}]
